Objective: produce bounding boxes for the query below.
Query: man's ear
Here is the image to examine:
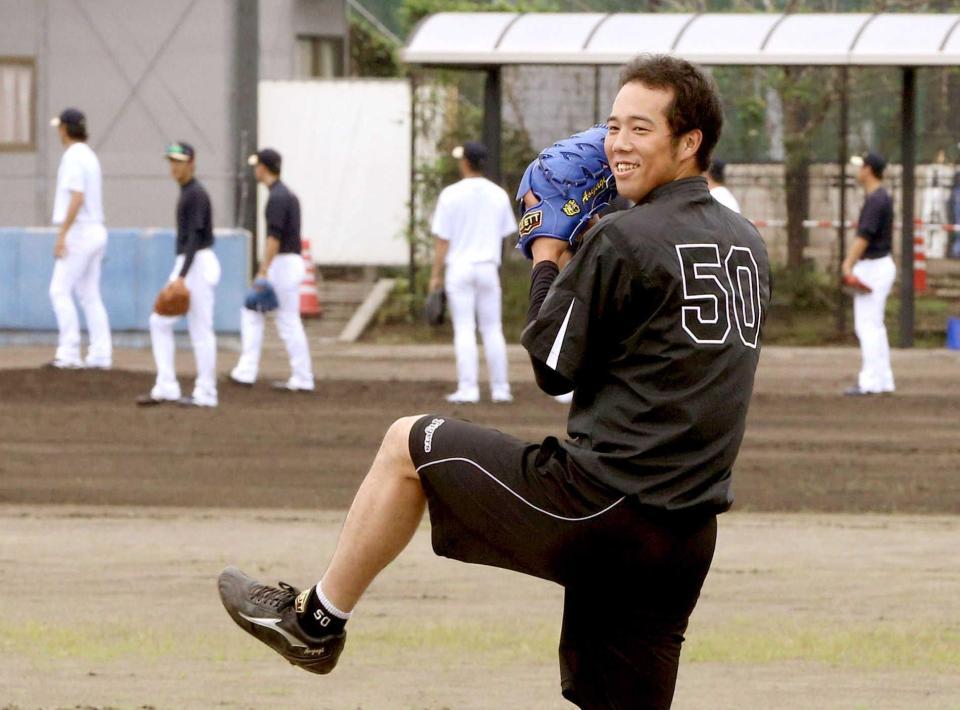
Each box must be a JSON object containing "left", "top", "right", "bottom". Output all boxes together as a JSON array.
[{"left": 680, "top": 129, "right": 703, "bottom": 163}]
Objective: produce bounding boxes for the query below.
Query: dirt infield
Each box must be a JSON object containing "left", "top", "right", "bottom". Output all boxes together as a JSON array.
[
  {"left": 1, "top": 345, "right": 958, "bottom": 512},
  {"left": 1, "top": 507, "right": 958, "bottom": 709},
  {"left": 1, "top": 344, "right": 959, "bottom": 708}
]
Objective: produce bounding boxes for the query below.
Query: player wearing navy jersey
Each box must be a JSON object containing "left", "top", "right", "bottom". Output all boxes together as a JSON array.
[
  {"left": 138, "top": 142, "right": 221, "bottom": 408},
  {"left": 842, "top": 152, "right": 895, "bottom": 396},
  {"left": 219, "top": 55, "right": 770, "bottom": 709},
  {"left": 230, "top": 148, "right": 314, "bottom": 392}
]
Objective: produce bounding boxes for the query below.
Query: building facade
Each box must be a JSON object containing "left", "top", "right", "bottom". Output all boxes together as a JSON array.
[{"left": 0, "top": 0, "right": 347, "bottom": 229}]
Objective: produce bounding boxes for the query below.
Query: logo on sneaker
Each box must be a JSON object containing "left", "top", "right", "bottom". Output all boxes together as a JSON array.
[
  {"left": 423, "top": 417, "right": 445, "bottom": 453},
  {"left": 238, "top": 613, "right": 307, "bottom": 648},
  {"left": 313, "top": 610, "right": 332, "bottom": 627},
  {"left": 294, "top": 590, "right": 310, "bottom": 614}
]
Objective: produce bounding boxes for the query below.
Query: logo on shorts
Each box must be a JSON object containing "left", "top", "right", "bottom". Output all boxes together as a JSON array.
[
  {"left": 423, "top": 417, "right": 445, "bottom": 453},
  {"left": 562, "top": 199, "right": 581, "bottom": 217},
  {"left": 519, "top": 210, "right": 542, "bottom": 237}
]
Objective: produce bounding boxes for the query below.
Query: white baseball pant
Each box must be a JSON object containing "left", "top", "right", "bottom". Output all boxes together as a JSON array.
[
  {"left": 445, "top": 260, "right": 510, "bottom": 400},
  {"left": 231, "top": 254, "right": 313, "bottom": 388},
  {"left": 852, "top": 255, "right": 896, "bottom": 393},
  {"left": 149, "top": 249, "right": 221, "bottom": 405},
  {"left": 48, "top": 222, "right": 112, "bottom": 367}
]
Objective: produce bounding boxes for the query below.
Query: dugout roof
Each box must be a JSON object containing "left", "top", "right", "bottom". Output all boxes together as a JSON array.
[{"left": 402, "top": 12, "right": 960, "bottom": 67}]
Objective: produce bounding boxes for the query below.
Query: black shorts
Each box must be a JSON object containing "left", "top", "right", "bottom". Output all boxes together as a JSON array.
[{"left": 409, "top": 415, "right": 717, "bottom": 710}]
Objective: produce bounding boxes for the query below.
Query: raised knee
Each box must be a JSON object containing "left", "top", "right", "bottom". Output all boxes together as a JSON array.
[{"left": 381, "top": 416, "right": 424, "bottom": 468}]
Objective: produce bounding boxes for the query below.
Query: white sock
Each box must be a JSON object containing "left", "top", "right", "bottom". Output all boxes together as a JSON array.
[{"left": 316, "top": 580, "right": 352, "bottom": 620}]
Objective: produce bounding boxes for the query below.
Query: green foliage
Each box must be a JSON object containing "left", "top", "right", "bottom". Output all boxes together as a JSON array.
[
  {"left": 771, "top": 263, "right": 835, "bottom": 312},
  {"left": 349, "top": 16, "right": 401, "bottom": 78}
]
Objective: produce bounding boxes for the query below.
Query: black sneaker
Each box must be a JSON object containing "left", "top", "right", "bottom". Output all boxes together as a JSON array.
[{"left": 218, "top": 566, "right": 346, "bottom": 674}]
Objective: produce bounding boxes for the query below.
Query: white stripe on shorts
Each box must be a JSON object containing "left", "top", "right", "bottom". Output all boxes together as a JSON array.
[{"left": 416, "top": 456, "right": 626, "bottom": 522}]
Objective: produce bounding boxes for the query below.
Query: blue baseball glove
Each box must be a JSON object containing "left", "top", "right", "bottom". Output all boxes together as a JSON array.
[
  {"left": 244, "top": 278, "right": 279, "bottom": 313},
  {"left": 515, "top": 124, "right": 617, "bottom": 259}
]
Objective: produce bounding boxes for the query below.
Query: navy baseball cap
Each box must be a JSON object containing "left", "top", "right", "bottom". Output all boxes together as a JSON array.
[
  {"left": 452, "top": 141, "right": 487, "bottom": 168},
  {"left": 247, "top": 148, "right": 281, "bottom": 174},
  {"left": 49, "top": 108, "right": 86, "bottom": 129},
  {"left": 708, "top": 159, "right": 726, "bottom": 182},
  {"left": 850, "top": 151, "right": 886, "bottom": 176},
  {"left": 165, "top": 141, "right": 195, "bottom": 162}
]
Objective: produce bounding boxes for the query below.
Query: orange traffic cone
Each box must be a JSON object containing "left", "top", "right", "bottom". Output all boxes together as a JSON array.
[{"left": 300, "top": 237, "right": 322, "bottom": 318}]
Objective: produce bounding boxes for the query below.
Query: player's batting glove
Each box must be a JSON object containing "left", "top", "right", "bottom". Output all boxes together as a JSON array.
[
  {"left": 515, "top": 124, "right": 618, "bottom": 260},
  {"left": 244, "top": 278, "right": 280, "bottom": 312},
  {"left": 841, "top": 273, "right": 872, "bottom": 294},
  {"left": 154, "top": 280, "right": 190, "bottom": 316}
]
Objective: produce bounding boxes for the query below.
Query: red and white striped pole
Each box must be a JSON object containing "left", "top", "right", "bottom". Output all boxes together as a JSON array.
[{"left": 913, "top": 219, "right": 927, "bottom": 292}]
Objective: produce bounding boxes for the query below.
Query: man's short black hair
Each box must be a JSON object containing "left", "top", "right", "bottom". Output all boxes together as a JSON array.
[
  {"left": 619, "top": 54, "right": 723, "bottom": 172},
  {"left": 461, "top": 142, "right": 487, "bottom": 172},
  {"left": 65, "top": 122, "right": 88, "bottom": 141},
  {"left": 708, "top": 159, "right": 726, "bottom": 184}
]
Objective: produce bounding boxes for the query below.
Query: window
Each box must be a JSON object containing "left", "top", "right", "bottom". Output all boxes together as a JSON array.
[
  {"left": 295, "top": 36, "right": 344, "bottom": 79},
  {"left": 0, "top": 58, "right": 35, "bottom": 151}
]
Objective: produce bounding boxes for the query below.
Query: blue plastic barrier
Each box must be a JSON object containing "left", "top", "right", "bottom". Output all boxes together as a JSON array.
[
  {"left": 0, "top": 228, "right": 249, "bottom": 332},
  {"left": 947, "top": 317, "right": 960, "bottom": 351}
]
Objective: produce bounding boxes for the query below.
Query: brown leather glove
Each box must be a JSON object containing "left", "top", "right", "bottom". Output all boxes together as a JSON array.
[
  {"left": 154, "top": 280, "right": 190, "bottom": 316},
  {"left": 841, "top": 273, "right": 872, "bottom": 295}
]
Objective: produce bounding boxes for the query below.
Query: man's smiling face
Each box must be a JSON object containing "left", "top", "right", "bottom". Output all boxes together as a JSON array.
[{"left": 605, "top": 81, "right": 696, "bottom": 203}]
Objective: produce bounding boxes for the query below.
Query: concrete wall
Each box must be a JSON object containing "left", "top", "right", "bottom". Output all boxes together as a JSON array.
[
  {"left": 0, "top": 0, "right": 346, "bottom": 230},
  {"left": 0, "top": 228, "right": 249, "bottom": 332},
  {"left": 260, "top": 0, "right": 348, "bottom": 81}
]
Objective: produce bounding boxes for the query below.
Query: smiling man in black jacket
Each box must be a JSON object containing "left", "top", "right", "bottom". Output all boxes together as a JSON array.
[{"left": 218, "top": 55, "right": 771, "bottom": 710}]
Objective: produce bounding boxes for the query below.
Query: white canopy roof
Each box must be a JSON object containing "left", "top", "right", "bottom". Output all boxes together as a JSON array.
[{"left": 402, "top": 12, "right": 960, "bottom": 66}]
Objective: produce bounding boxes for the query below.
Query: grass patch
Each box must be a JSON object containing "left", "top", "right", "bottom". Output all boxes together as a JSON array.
[
  {"left": 686, "top": 618, "right": 960, "bottom": 671},
  {"left": 2, "top": 617, "right": 957, "bottom": 673},
  {"left": 351, "top": 619, "right": 559, "bottom": 667}
]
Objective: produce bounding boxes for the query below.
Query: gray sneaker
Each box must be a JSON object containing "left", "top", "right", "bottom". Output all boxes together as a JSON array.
[{"left": 217, "top": 566, "right": 346, "bottom": 675}]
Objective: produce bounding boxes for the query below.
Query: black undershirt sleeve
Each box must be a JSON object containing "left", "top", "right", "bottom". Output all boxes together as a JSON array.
[
  {"left": 178, "top": 233, "right": 200, "bottom": 278},
  {"left": 525, "top": 260, "right": 575, "bottom": 395},
  {"left": 526, "top": 261, "right": 559, "bottom": 325},
  {"left": 178, "top": 190, "right": 206, "bottom": 278}
]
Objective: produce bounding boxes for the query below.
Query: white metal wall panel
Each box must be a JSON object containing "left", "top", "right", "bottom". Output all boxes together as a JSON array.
[
  {"left": 258, "top": 80, "right": 411, "bottom": 266},
  {"left": 585, "top": 14, "right": 696, "bottom": 63},
  {"left": 496, "top": 13, "right": 606, "bottom": 64},
  {"left": 404, "top": 12, "right": 960, "bottom": 66},
  {"left": 852, "top": 14, "right": 960, "bottom": 65},
  {"left": 762, "top": 13, "right": 872, "bottom": 65},
  {"left": 673, "top": 14, "right": 784, "bottom": 65},
  {"left": 940, "top": 19, "right": 960, "bottom": 56},
  {"left": 402, "top": 12, "right": 516, "bottom": 65}
]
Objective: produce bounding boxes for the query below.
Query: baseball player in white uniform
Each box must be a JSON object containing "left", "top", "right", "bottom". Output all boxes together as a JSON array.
[
  {"left": 229, "top": 148, "right": 314, "bottom": 392},
  {"left": 429, "top": 142, "right": 517, "bottom": 404},
  {"left": 706, "top": 159, "right": 741, "bottom": 214},
  {"left": 137, "top": 142, "right": 221, "bottom": 408},
  {"left": 47, "top": 108, "right": 112, "bottom": 369}
]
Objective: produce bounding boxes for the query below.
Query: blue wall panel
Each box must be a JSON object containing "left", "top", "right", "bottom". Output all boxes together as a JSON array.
[
  {"left": 0, "top": 228, "right": 249, "bottom": 332},
  {"left": 0, "top": 230, "right": 20, "bottom": 326}
]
